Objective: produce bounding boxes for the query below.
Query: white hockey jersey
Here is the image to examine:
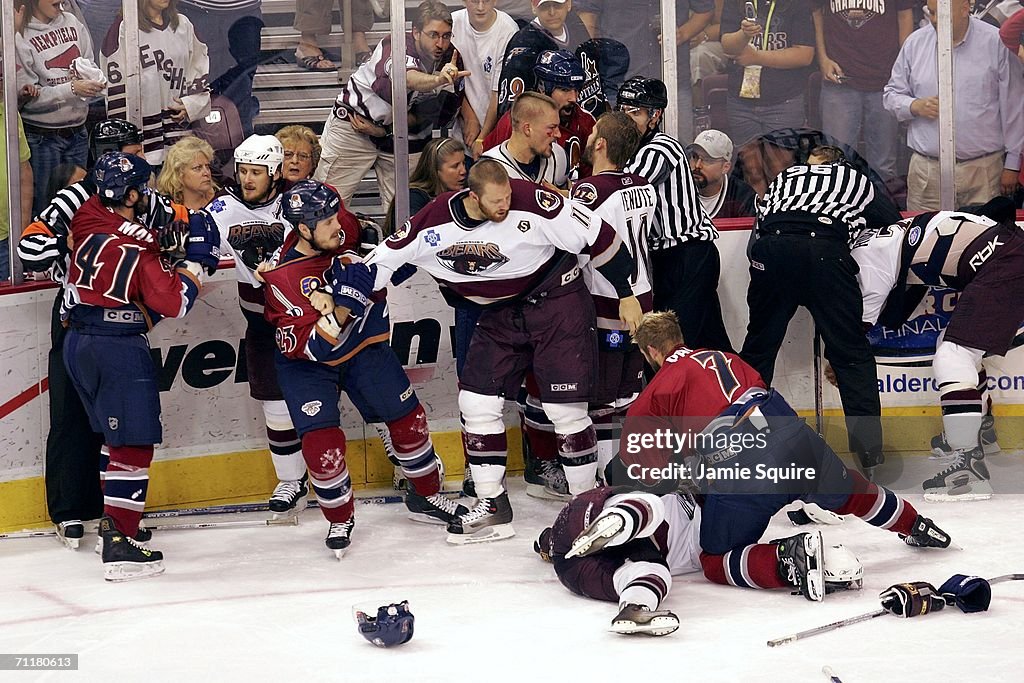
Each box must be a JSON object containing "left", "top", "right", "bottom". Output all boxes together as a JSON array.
[{"left": 482, "top": 140, "right": 569, "bottom": 189}]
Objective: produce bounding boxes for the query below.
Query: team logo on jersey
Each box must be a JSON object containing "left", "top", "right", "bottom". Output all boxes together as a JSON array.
[
  {"left": 605, "top": 330, "right": 624, "bottom": 349},
  {"left": 436, "top": 242, "right": 509, "bottom": 275},
  {"left": 301, "top": 400, "right": 322, "bottom": 416},
  {"left": 484, "top": 55, "right": 493, "bottom": 74},
  {"left": 389, "top": 221, "right": 411, "bottom": 241},
  {"left": 536, "top": 188, "right": 560, "bottom": 211},
  {"left": 108, "top": 417, "right": 119, "bottom": 431},
  {"left": 424, "top": 229, "right": 442, "bottom": 246},
  {"left": 299, "top": 276, "right": 322, "bottom": 298},
  {"left": 208, "top": 198, "right": 227, "bottom": 213},
  {"left": 517, "top": 220, "right": 531, "bottom": 233},
  {"left": 573, "top": 183, "right": 597, "bottom": 206},
  {"left": 908, "top": 225, "right": 923, "bottom": 247},
  {"left": 622, "top": 176, "right": 633, "bottom": 186}
]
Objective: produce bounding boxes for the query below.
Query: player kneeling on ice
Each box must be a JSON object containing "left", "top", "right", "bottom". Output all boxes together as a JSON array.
[
  {"left": 259, "top": 181, "right": 466, "bottom": 558},
  {"left": 608, "top": 312, "right": 952, "bottom": 602},
  {"left": 535, "top": 488, "right": 865, "bottom": 635}
]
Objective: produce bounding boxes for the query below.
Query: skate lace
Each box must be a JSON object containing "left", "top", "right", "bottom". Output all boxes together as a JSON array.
[
  {"left": 125, "top": 534, "right": 149, "bottom": 551},
  {"left": 271, "top": 479, "right": 304, "bottom": 502},
  {"left": 934, "top": 451, "right": 968, "bottom": 478},
  {"left": 328, "top": 519, "right": 355, "bottom": 537},
  {"left": 539, "top": 460, "right": 568, "bottom": 490},
  {"left": 427, "top": 493, "right": 462, "bottom": 516},
  {"left": 462, "top": 498, "right": 494, "bottom": 523}
]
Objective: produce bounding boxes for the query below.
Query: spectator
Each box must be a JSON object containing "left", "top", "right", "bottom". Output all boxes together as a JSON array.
[
  {"left": 451, "top": 0, "right": 520, "bottom": 152},
  {"left": 294, "top": 0, "right": 374, "bottom": 70},
  {"left": 276, "top": 124, "right": 322, "bottom": 185},
  {"left": 686, "top": 129, "right": 755, "bottom": 218},
  {"left": 578, "top": 0, "right": 714, "bottom": 143},
  {"left": 179, "top": 0, "right": 263, "bottom": 136},
  {"left": 813, "top": 0, "right": 914, "bottom": 185},
  {"left": 156, "top": 136, "right": 216, "bottom": 209},
  {"left": 102, "top": 0, "right": 212, "bottom": 167},
  {"left": 0, "top": 109, "right": 33, "bottom": 282},
  {"left": 16, "top": 0, "right": 103, "bottom": 215},
  {"left": 883, "top": 0, "right": 1024, "bottom": 210},
  {"left": 508, "top": 0, "right": 591, "bottom": 55},
  {"left": 1000, "top": 7, "right": 1024, "bottom": 198},
  {"left": 690, "top": 0, "right": 729, "bottom": 92},
  {"left": 315, "top": 0, "right": 468, "bottom": 209},
  {"left": 384, "top": 137, "right": 468, "bottom": 235},
  {"left": 720, "top": 0, "right": 815, "bottom": 146}
]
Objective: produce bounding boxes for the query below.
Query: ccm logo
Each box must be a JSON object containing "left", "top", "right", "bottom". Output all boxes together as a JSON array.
[{"left": 550, "top": 383, "right": 578, "bottom": 392}]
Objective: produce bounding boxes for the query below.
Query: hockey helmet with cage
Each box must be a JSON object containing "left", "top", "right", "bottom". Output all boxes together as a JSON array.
[
  {"left": 283, "top": 180, "right": 341, "bottom": 231},
  {"left": 355, "top": 601, "right": 415, "bottom": 648},
  {"left": 94, "top": 152, "right": 152, "bottom": 203},
  {"left": 534, "top": 50, "right": 586, "bottom": 95},
  {"left": 822, "top": 543, "right": 863, "bottom": 594},
  {"left": 91, "top": 119, "right": 143, "bottom": 158},
  {"left": 616, "top": 76, "right": 669, "bottom": 111},
  {"left": 234, "top": 134, "right": 284, "bottom": 177}
]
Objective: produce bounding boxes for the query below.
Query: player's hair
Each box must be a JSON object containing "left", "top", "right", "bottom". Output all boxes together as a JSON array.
[
  {"left": 633, "top": 311, "right": 685, "bottom": 355},
  {"left": 156, "top": 136, "right": 216, "bottom": 203},
  {"left": 468, "top": 159, "right": 510, "bottom": 196},
  {"left": 412, "top": 0, "right": 453, "bottom": 30},
  {"left": 383, "top": 137, "right": 467, "bottom": 234},
  {"left": 138, "top": 0, "right": 180, "bottom": 32},
  {"left": 510, "top": 92, "right": 558, "bottom": 132},
  {"left": 596, "top": 111, "right": 643, "bottom": 168},
  {"left": 275, "top": 125, "right": 322, "bottom": 171},
  {"left": 808, "top": 145, "right": 846, "bottom": 165}
]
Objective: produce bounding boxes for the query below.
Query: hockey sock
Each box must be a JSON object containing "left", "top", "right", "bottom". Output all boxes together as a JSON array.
[
  {"left": 614, "top": 561, "right": 672, "bottom": 609},
  {"left": 98, "top": 445, "right": 110, "bottom": 493},
  {"left": 519, "top": 387, "right": 558, "bottom": 462},
  {"left": 301, "top": 427, "right": 354, "bottom": 523},
  {"left": 700, "top": 545, "right": 789, "bottom": 589},
  {"left": 591, "top": 403, "right": 628, "bottom": 476},
  {"left": 461, "top": 391, "right": 507, "bottom": 498},
  {"left": 556, "top": 427, "right": 599, "bottom": 495},
  {"left": 263, "top": 400, "right": 304, "bottom": 481},
  {"left": 940, "top": 388, "right": 985, "bottom": 451},
  {"left": 834, "top": 469, "right": 918, "bottom": 535},
  {"left": 387, "top": 405, "right": 441, "bottom": 497},
  {"left": 103, "top": 445, "right": 154, "bottom": 536},
  {"left": 599, "top": 493, "right": 666, "bottom": 546}
]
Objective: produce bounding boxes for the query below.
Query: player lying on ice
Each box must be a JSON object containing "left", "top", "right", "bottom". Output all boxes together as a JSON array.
[{"left": 534, "top": 311, "right": 953, "bottom": 635}]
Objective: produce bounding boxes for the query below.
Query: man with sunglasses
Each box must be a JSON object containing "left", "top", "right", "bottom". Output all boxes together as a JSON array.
[{"left": 686, "top": 129, "right": 755, "bottom": 219}]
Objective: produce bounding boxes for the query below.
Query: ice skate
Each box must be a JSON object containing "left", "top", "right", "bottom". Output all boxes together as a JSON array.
[
  {"left": 772, "top": 530, "right": 825, "bottom": 602},
  {"left": 786, "top": 501, "right": 845, "bottom": 526},
  {"left": 269, "top": 473, "right": 308, "bottom": 518},
  {"left": 55, "top": 520, "right": 84, "bottom": 550},
  {"left": 405, "top": 491, "right": 469, "bottom": 525},
  {"left": 326, "top": 518, "right": 355, "bottom": 559},
  {"left": 609, "top": 603, "right": 679, "bottom": 636},
  {"left": 923, "top": 446, "right": 993, "bottom": 502},
  {"left": 99, "top": 516, "right": 164, "bottom": 582},
  {"left": 460, "top": 466, "right": 476, "bottom": 498},
  {"left": 446, "top": 491, "right": 515, "bottom": 544},
  {"left": 525, "top": 457, "right": 571, "bottom": 501},
  {"left": 930, "top": 415, "right": 1000, "bottom": 460},
  {"left": 565, "top": 510, "right": 627, "bottom": 558},
  {"left": 900, "top": 515, "right": 952, "bottom": 548},
  {"left": 95, "top": 520, "right": 151, "bottom": 555}
]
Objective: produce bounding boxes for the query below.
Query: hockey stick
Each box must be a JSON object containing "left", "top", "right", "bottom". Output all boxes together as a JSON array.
[
  {"left": 813, "top": 327, "right": 824, "bottom": 436},
  {"left": 767, "top": 574, "right": 1024, "bottom": 647},
  {"left": 145, "top": 516, "right": 300, "bottom": 531}
]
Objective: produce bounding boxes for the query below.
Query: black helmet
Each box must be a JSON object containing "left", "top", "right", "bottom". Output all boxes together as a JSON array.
[
  {"left": 91, "top": 119, "right": 143, "bottom": 157},
  {"left": 616, "top": 76, "right": 668, "bottom": 110}
]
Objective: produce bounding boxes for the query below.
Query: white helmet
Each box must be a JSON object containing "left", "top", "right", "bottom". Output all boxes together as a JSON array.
[
  {"left": 823, "top": 543, "right": 863, "bottom": 594},
  {"left": 234, "top": 134, "right": 284, "bottom": 176}
]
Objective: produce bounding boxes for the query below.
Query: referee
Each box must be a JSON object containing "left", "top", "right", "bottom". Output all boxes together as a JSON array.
[
  {"left": 618, "top": 77, "right": 733, "bottom": 353},
  {"left": 740, "top": 145, "right": 900, "bottom": 476}
]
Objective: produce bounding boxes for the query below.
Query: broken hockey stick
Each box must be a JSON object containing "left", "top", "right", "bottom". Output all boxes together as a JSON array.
[
  {"left": 145, "top": 515, "right": 300, "bottom": 531},
  {"left": 813, "top": 328, "right": 824, "bottom": 436},
  {"left": 767, "top": 573, "right": 1024, "bottom": 647}
]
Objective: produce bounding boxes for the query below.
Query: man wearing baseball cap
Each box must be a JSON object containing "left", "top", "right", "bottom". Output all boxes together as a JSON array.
[{"left": 687, "top": 129, "right": 755, "bottom": 219}]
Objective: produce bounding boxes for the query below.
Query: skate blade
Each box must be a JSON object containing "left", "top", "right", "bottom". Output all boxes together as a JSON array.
[
  {"left": 924, "top": 479, "right": 993, "bottom": 502},
  {"left": 333, "top": 548, "right": 348, "bottom": 560},
  {"left": 797, "top": 502, "right": 845, "bottom": 525},
  {"left": 104, "top": 560, "right": 165, "bottom": 582},
  {"left": 525, "top": 483, "right": 571, "bottom": 501},
  {"left": 57, "top": 535, "right": 81, "bottom": 550},
  {"left": 446, "top": 523, "right": 515, "bottom": 545},
  {"left": 610, "top": 616, "right": 679, "bottom": 637},
  {"left": 803, "top": 531, "right": 826, "bottom": 602},
  {"left": 566, "top": 515, "right": 625, "bottom": 559},
  {"left": 406, "top": 511, "right": 449, "bottom": 525}
]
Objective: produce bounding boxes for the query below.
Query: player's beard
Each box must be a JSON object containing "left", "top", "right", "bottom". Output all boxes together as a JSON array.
[
  {"left": 481, "top": 204, "right": 509, "bottom": 222},
  {"left": 582, "top": 138, "right": 596, "bottom": 167}
]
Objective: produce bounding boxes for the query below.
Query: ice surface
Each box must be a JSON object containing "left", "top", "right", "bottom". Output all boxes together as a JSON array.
[{"left": 2, "top": 474, "right": 1024, "bottom": 683}]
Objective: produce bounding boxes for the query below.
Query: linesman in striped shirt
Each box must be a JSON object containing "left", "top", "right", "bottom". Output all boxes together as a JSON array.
[
  {"left": 740, "top": 145, "right": 901, "bottom": 477},
  {"left": 617, "top": 77, "right": 733, "bottom": 353}
]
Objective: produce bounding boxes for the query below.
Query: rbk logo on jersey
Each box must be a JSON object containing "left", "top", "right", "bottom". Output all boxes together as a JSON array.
[
  {"left": 436, "top": 242, "right": 509, "bottom": 275},
  {"left": 969, "top": 236, "right": 1003, "bottom": 271}
]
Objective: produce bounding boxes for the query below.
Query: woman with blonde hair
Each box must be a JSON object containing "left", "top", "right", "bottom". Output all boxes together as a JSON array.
[{"left": 156, "top": 136, "right": 216, "bottom": 209}]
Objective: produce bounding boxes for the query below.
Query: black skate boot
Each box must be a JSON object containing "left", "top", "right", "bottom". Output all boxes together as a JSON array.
[
  {"left": 56, "top": 520, "right": 84, "bottom": 550},
  {"left": 405, "top": 491, "right": 469, "bottom": 525},
  {"left": 461, "top": 466, "right": 476, "bottom": 498},
  {"left": 269, "top": 473, "right": 309, "bottom": 516},
  {"left": 566, "top": 510, "right": 627, "bottom": 558},
  {"left": 446, "top": 490, "right": 515, "bottom": 544},
  {"left": 772, "top": 531, "right": 825, "bottom": 602},
  {"left": 610, "top": 603, "right": 680, "bottom": 636},
  {"left": 99, "top": 516, "right": 164, "bottom": 582},
  {"left": 930, "top": 414, "right": 1000, "bottom": 460},
  {"left": 922, "top": 446, "right": 992, "bottom": 501},
  {"left": 95, "top": 520, "right": 151, "bottom": 555},
  {"left": 524, "top": 456, "right": 570, "bottom": 501},
  {"left": 900, "top": 515, "right": 952, "bottom": 548},
  {"left": 326, "top": 518, "right": 355, "bottom": 559}
]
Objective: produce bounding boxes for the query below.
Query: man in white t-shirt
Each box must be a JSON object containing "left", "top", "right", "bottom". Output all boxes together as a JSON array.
[
  {"left": 686, "top": 129, "right": 755, "bottom": 219},
  {"left": 452, "top": 0, "right": 519, "bottom": 153}
]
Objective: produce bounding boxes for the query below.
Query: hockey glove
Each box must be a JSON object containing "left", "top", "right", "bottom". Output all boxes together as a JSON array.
[
  {"left": 390, "top": 263, "right": 417, "bottom": 286},
  {"left": 185, "top": 211, "right": 222, "bottom": 276},
  {"left": 329, "top": 259, "right": 376, "bottom": 317},
  {"left": 879, "top": 582, "right": 946, "bottom": 618},
  {"left": 356, "top": 601, "right": 414, "bottom": 648},
  {"left": 938, "top": 574, "right": 991, "bottom": 613},
  {"left": 159, "top": 219, "right": 190, "bottom": 256}
]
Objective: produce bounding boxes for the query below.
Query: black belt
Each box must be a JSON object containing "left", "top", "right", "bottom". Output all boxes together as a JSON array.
[{"left": 23, "top": 122, "right": 85, "bottom": 138}]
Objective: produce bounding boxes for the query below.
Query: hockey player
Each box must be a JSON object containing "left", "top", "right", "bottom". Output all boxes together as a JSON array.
[
  {"left": 482, "top": 91, "right": 570, "bottom": 189},
  {"left": 575, "top": 111, "right": 656, "bottom": 477},
  {"left": 851, "top": 198, "right": 1024, "bottom": 501},
  {"left": 18, "top": 119, "right": 184, "bottom": 549},
  {"left": 258, "top": 181, "right": 465, "bottom": 558},
  {"left": 365, "top": 159, "right": 642, "bottom": 543},
  {"left": 614, "top": 311, "right": 951, "bottom": 601},
  {"left": 64, "top": 152, "right": 220, "bottom": 580}
]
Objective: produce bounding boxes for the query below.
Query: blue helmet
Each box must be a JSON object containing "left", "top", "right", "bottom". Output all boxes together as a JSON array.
[
  {"left": 283, "top": 180, "right": 341, "bottom": 230},
  {"left": 93, "top": 152, "right": 152, "bottom": 202},
  {"left": 356, "top": 601, "right": 415, "bottom": 648},
  {"left": 534, "top": 50, "right": 585, "bottom": 95}
]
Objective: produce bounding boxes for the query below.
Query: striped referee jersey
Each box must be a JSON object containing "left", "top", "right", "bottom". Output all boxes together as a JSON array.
[{"left": 624, "top": 131, "right": 718, "bottom": 249}]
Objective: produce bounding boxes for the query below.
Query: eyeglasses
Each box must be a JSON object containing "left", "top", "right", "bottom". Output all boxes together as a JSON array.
[
  {"left": 423, "top": 31, "right": 454, "bottom": 41},
  {"left": 284, "top": 151, "right": 313, "bottom": 162},
  {"left": 617, "top": 105, "right": 644, "bottom": 116}
]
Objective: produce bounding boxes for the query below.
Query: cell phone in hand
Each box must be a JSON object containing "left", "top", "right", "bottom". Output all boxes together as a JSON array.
[{"left": 744, "top": 1, "right": 757, "bottom": 21}]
